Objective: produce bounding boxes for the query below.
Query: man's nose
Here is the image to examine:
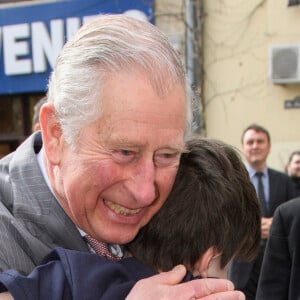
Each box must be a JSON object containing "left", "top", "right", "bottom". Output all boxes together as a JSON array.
[{"left": 126, "top": 160, "right": 158, "bottom": 205}]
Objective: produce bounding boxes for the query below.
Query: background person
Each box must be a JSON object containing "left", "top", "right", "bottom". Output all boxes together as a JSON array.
[
  {"left": 286, "top": 150, "right": 300, "bottom": 197},
  {"left": 0, "top": 15, "right": 242, "bottom": 300},
  {"left": 228, "top": 123, "right": 295, "bottom": 300},
  {"left": 0, "top": 138, "right": 261, "bottom": 300}
]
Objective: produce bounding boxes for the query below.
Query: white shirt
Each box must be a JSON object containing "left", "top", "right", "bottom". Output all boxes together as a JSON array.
[{"left": 247, "top": 165, "right": 270, "bottom": 209}]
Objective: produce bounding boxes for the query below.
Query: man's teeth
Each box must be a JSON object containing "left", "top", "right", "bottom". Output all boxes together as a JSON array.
[{"left": 104, "top": 200, "right": 141, "bottom": 216}]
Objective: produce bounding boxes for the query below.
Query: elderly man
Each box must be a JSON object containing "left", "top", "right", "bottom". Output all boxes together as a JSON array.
[
  {"left": 0, "top": 15, "right": 243, "bottom": 299},
  {"left": 229, "top": 123, "right": 295, "bottom": 300}
]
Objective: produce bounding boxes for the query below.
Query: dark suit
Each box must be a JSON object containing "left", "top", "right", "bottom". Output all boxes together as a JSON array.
[
  {"left": 256, "top": 197, "right": 300, "bottom": 300},
  {"left": 228, "top": 168, "right": 295, "bottom": 300},
  {"left": 290, "top": 177, "right": 300, "bottom": 198},
  {"left": 0, "top": 247, "right": 195, "bottom": 299},
  {"left": 0, "top": 132, "right": 90, "bottom": 274}
]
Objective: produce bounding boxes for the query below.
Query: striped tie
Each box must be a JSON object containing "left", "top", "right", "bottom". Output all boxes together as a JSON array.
[{"left": 255, "top": 172, "right": 269, "bottom": 217}]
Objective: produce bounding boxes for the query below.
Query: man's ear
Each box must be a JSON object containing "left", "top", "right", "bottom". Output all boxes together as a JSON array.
[
  {"left": 193, "top": 247, "right": 215, "bottom": 278},
  {"left": 39, "top": 102, "right": 63, "bottom": 165}
]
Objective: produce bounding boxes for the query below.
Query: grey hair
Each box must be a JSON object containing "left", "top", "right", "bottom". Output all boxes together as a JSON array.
[{"left": 47, "top": 14, "right": 191, "bottom": 149}]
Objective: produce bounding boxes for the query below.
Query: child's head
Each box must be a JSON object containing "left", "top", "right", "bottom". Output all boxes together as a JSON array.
[{"left": 126, "top": 138, "right": 261, "bottom": 278}]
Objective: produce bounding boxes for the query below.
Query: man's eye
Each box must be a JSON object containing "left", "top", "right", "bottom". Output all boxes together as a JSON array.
[
  {"left": 112, "top": 149, "right": 136, "bottom": 163},
  {"left": 154, "top": 152, "right": 181, "bottom": 167},
  {"left": 162, "top": 153, "right": 175, "bottom": 158},
  {"left": 120, "top": 149, "right": 133, "bottom": 156}
]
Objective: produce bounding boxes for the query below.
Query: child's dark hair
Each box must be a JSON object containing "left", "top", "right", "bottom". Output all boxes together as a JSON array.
[{"left": 126, "top": 138, "right": 261, "bottom": 273}]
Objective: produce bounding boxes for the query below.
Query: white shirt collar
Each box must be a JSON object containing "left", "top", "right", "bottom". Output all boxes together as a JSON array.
[{"left": 37, "top": 147, "right": 55, "bottom": 195}]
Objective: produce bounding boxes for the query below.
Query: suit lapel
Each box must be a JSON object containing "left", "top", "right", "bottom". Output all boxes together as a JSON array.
[
  {"left": 268, "top": 169, "right": 281, "bottom": 216},
  {"left": 9, "top": 133, "right": 89, "bottom": 252}
]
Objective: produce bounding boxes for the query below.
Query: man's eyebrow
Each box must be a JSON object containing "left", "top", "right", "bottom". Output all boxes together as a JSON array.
[
  {"left": 157, "top": 145, "right": 187, "bottom": 154},
  {"left": 108, "top": 137, "right": 186, "bottom": 152},
  {"left": 106, "top": 136, "right": 140, "bottom": 146}
]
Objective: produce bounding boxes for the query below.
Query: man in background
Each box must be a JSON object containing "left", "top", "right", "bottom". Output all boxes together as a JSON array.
[
  {"left": 228, "top": 123, "right": 295, "bottom": 300},
  {"left": 286, "top": 150, "right": 300, "bottom": 197}
]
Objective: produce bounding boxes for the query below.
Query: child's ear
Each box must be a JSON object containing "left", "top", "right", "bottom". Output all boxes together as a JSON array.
[{"left": 193, "top": 247, "right": 216, "bottom": 278}]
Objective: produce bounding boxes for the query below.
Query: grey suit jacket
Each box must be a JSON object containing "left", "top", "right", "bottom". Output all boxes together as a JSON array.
[{"left": 0, "top": 132, "right": 89, "bottom": 274}]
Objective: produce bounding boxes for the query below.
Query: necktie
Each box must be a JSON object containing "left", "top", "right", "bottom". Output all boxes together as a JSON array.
[
  {"left": 255, "top": 172, "right": 269, "bottom": 217},
  {"left": 84, "top": 235, "right": 121, "bottom": 261}
]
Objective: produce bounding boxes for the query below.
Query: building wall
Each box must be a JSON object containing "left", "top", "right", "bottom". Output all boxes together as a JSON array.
[
  {"left": 202, "top": 0, "right": 300, "bottom": 171},
  {"left": 154, "top": 0, "right": 186, "bottom": 59}
]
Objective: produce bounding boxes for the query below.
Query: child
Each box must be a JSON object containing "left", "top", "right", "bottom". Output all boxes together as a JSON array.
[{"left": 0, "top": 138, "right": 261, "bottom": 300}]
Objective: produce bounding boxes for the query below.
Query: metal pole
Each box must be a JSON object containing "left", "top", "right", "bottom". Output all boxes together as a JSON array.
[{"left": 185, "top": 0, "right": 202, "bottom": 133}]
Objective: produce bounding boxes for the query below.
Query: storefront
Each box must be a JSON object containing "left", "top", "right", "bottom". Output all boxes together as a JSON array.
[{"left": 0, "top": 0, "right": 153, "bottom": 157}]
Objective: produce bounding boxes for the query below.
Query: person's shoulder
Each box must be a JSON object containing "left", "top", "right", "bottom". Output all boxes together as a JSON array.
[
  {"left": 279, "top": 197, "right": 300, "bottom": 214},
  {"left": 273, "top": 197, "right": 300, "bottom": 232},
  {"left": 267, "top": 167, "right": 286, "bottom": 175},
  {"left": 120, "top": 257, "right": 157, "bottom": 280},
  {"left": 267, "top": 167, "right": 290, "bottom": 180},
  {"left": 268, "top": 198, "right": 300, "bottom": 240}
]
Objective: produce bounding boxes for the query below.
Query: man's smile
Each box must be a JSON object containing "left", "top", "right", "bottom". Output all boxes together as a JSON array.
[{"left": 104, "top": 199, "right": 142, "bottom": 216}]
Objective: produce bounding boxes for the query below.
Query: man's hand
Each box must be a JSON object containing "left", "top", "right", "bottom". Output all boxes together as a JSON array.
[
  {"left": 126, "top": 265, "right": 244, "bottom": 300},
  {"left": 0, "top": 292, "right": 13, "bottom": 300},
  {"left": 261, "top": 217, "right": 273, "bottom": 239}
]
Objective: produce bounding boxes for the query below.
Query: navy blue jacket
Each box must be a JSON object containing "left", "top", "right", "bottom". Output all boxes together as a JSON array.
[{"left": 0, "top": 248, "right": 195, "bottom": 300}]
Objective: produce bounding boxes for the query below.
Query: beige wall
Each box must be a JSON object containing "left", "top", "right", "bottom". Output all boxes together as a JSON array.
[
  {"left": 202, "top": 0, "right": 300, "bottom": 171},
  {"left": 154, "top": 0, "right": 186, "bottom": 58}
]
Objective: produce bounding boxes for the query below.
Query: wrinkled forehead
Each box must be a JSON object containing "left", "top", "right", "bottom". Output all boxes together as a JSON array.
[{"left": 100, "top": 68, "right": 189, "bottom": 132}]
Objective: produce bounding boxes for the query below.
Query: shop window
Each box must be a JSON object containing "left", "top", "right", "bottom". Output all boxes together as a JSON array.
[{"left": 0, "top": 93, "right": 45, "bottom": 157}]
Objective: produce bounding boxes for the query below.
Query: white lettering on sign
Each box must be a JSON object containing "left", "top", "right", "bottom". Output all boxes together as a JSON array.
[
  {"left": 0, "top": 16, "right": 85, "bottom": 76},
  {"left": 0, "top": 11, "right": 145, "bottom": 78},
  {"left": 82, "top": 15, "right": 99, "bottom": 24},
  {"left": 32, "top": 19, "right": 64, "bottom": 73},
  {"left": 3, "top": 23, "right": 31, "bottom": 75},
  {"left": 66, "top": 17, "right": 81, "bottom": 41}
]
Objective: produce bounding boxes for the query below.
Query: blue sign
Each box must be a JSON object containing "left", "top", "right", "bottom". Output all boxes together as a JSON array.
[{"left": 0, "top": 0, "right": 153, "bottom": 95}]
